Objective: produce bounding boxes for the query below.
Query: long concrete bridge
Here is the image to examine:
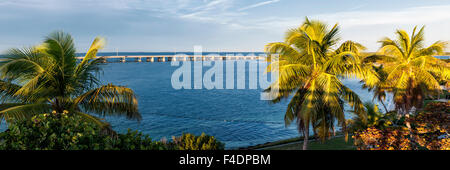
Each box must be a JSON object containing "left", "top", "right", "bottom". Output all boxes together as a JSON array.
[{"left": 75, "top": 55, "right": 267, "bottom": 63}]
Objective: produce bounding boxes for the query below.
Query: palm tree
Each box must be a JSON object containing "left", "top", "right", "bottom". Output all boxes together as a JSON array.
[
  {"left": 361, "top": 64, "right": 390, "bottom": 113},
  {"left": 367, "top": 27, "right": 449, "bottom": 148},
  {"left": 368, "top": 26, "right": 449, "bottom": 123},
  {"left": 347, "top": 102, "right": 391, "bottom": 133},
  {"left": 264, "top": 18, "right": 377, "bottom": 150},
  {"left": 0, "top": 31, "right": 141, "bottom": 130}
]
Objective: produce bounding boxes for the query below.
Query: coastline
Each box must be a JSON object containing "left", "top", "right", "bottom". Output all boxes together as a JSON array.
[{"left": 237, "top": 132, "right": 355, "bottom": 150}]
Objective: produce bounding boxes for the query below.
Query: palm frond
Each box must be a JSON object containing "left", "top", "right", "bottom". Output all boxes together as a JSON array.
[
  {"left": 0, "top": 80, "right": 23, "bottom": 102},
  {"left": 0, "top": 48, "right": 47, "bottom": 82},
  {"left": 74, "top": 84, "right": 141, "bottom": 121},
  {"left": 419, "top": 41, "right": 447, "bottom": 56},
  {"left": 72, "top": 111, "right": 109, "bottom": 128},
  {"left": 395, "top": 29, "right": 411, "bottom": 56},
  {"left": 0, "top": 103, "right": 52, "bottom": 123},
  {"left": 377, "top": 37, "right": 405, "bottom": 58},
  {"left": 362, "top": 54, "right": 398, "bottom": 64},
  {"left": 75, "top": 36, "right": 105, "bottom": 76},
  {"left": 340, "top": 85, "right": 367, "bottom": 124},
  {"left": 265, "top": 42, "right": 303, "bottom": 62}
]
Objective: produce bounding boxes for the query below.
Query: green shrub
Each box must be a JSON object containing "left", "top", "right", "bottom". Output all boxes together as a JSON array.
[
  {"left": 172, "top": 133, "right": 225, "bottom": 150},
  {"left": 0, "top": 112, "right": 224, "bottom": 150},
  {"left": 0, "top": 112, "right": 107, "bottom": 150},
  {"left": 346, "top": 102, "right": 399, "bottom": 134},
  {"left": 108, "top": 129, "right": 169, "bottom": 150}
]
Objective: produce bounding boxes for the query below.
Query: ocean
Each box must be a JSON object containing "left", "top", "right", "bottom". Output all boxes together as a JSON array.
[{"left": 98, "top": 60, "right": 392, "bottom": 149}]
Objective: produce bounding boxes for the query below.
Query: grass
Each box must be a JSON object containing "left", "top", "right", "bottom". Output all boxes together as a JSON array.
[
  {"left": 260, "top": 136, "right": 356, "bottom": 150},
  {"left": 423, "top": 92, "right": 449, "bottom": 106},
  {"left": 240, "top": 133, "right": 356, "bottom": 150}
]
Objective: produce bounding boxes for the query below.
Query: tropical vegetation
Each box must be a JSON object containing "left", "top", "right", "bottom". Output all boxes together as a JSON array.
[
  {"left": 360, "top": 65, "right": 390, "bottom": 113},
  {"left": 172, "top": 133, "right": 225, "bottom": 150},
  {"left": 0, "top": 112, "right": 224, "bottom": 150},
  {"left": 363, "top": 26, "right": 449, "bottom": 144},
  {"left": 264, "top": 17, "right": 378, "bottom": 150},
  {"left": 346, "top": 102, "right": 396, "bottom": 134},
  {"left": 0, "top": 31, "right": 141, "bottom": 131},
  {"left": 353, "top": 102, "right": 449, "bottom": 150},
  {"left": 367, "top": 26, "right": 449, "bottom": 114},
  {"left": 0, "top": 21, "right": 448, "bottom": 151},
  {"left": 0, "top": 31, "right": 225, "bottom": 150}
]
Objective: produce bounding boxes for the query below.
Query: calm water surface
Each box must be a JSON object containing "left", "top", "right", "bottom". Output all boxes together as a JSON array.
[{"left": 98, "top": 61, "right": 388, "bottom": 148}]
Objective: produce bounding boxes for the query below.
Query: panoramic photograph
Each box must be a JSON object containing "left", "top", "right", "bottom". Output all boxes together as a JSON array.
[{"left": 0, "top": 0, "right": 449, "bottom": 168}]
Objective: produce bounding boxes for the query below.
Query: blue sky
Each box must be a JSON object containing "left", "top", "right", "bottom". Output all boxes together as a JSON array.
[{"left": 0, "top": 0, "right": 450, "bottom": 53}]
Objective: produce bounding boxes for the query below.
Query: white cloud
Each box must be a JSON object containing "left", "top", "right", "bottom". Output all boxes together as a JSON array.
[
  {"left": 219, "top": 4, "right": 450, "bottom": 51},
  {"left": 0, "top": 0, "right": 449, "bottom": 52},
  {"left": 314, "top": 5, "right": 450, "bottom": 28},
  {"left": 235, "top": 4, "right": 450, "bottom": 30},
  {"left": 238, "top": 0, "right": 280, "bottom": 11}
]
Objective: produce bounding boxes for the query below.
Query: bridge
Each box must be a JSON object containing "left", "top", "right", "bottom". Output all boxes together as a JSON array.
[
  {"left": 74, "top": 55, "right": 267, "bottom": 63},
  {"left": 0, "top": 55, "right": 447, "bottom": 63}
]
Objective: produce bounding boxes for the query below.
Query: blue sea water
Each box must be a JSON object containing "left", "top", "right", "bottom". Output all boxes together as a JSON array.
[
  {"left": 99, "top": 61, "right": 297, "bottom": 148},
  {"left": 0, "top": 54, "right": 395, "bottom": 149},
  {"left": 435, "top": 56, "right": 450, "bottom": 59},
  {"left": 91, "top": 60, "right": 389, "bottom": 149}
]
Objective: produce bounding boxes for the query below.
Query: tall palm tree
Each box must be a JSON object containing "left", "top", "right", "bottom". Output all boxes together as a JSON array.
[
  {"left": 368, "top": 26, "right": 449, "bottom": 115},
  {"left": 264, "top": 18, "right": 377, "bottom": 150},
  {"left": 0, "top": 31, "right": 141, "bottom": 130},
  {"left": 367, "top": 26, "right": 449, "bottom": 142}
]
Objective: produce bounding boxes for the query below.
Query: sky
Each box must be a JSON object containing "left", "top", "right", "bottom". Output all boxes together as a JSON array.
[{"left": 0, "top": 0, "right": 450, "bottom": 53}]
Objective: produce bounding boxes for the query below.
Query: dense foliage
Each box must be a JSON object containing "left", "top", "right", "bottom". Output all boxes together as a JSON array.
[
  {"left": 353, "top": 102, "right": 449, "bottom": 150},
  {"left": 410, "top": 102, "right": 449, "bottom": 150},
  {"left": 367, "top": 26, "right": 449, "bottom": 114},
  {"left": 172, "top": 133, "right": 225, "bottom": 150},
  {"left": 264, "top": 17, "right": 376, "bottom": 150},
  {"left": 0, "top": 31, "right": 140, "bottom": 131},
  {"left": 353, "top": 127, "right": 411, "bottom": 150},
  {"left": 346, "top": 102, "right": 398, "bottom": 133},
  {"left": 0, "top": 112, "right": 224, "bottom": 150}
]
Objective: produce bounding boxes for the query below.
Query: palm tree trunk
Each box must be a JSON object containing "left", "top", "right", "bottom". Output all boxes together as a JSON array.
[
  {"left": 53, "top": 98, "right": 63, "bottom": 113},
  {"left": 380, "top": 100, "right": 388, "bottom": 113},
  {"left": 333, "top": 126, "right": 336, "bottom": 136},
  {"left": 303, "top": 125, "right": 309, "bottom": 150},
  {"left": 404, "top": 113, "right": 415, "bottom": 149}
]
